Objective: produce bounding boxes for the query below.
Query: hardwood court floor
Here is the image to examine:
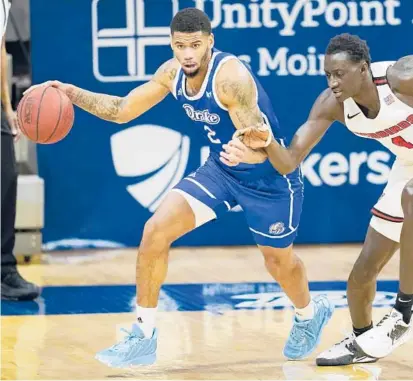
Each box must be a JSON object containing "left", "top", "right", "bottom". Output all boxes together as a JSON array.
[{"left": 1, "top": 245, "right": 412, "bottom": 380}]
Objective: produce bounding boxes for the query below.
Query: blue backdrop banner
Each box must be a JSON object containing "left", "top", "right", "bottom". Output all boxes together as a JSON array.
[{"left": 30, "top": 0, "right": 409, "bottom": 250}]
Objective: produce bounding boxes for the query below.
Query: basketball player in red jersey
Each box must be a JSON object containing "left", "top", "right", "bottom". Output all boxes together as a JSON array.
[{"left": 221, "top": 33, "right": 413, "bottom": 365}]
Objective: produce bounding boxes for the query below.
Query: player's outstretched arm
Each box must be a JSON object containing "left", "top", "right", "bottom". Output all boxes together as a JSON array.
[
  {"left": 221, "top": 89, "right": 341, "bottom": 174},
  {"left": 265, "top": 89, "right": 340, "bottom": 173},
  {"left": 387, "top": 55, "right": 413, "bottom": 98},
  {"left": 24, "top": 59, "right": 179, "bottom": 124},
  {"left": 215, "top": 59, "right": 271, "bottom": 149}
]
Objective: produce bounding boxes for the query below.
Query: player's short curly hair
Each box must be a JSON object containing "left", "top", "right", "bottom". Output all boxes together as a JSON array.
[
  {"left": 326, "top": 33, "right": 371, "bottom": 65},
  {"left": 170, "top": 8, "right": 211, "bottom": 35}
]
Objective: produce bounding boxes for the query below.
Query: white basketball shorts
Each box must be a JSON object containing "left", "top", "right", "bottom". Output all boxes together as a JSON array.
[{"left": 370, "top": 158, "right": 413, "bottom": 242}]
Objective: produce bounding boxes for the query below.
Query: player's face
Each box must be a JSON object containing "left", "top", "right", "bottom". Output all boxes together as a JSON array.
[
  {"left": 324, "top": 52, "right": 369, "bottom": 102},
  {"left": 171, "top": 31, "right": 214, "bottom": 78}
]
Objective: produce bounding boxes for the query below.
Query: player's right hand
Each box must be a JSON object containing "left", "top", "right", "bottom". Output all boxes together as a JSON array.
[
  {"left": 23, "top": 80, "right": 70, "bottom": 96},
  {"left": 220, "top": 138, "right": 267, "bottom": 166}
]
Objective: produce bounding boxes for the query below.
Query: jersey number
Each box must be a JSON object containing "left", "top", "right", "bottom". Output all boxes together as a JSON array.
[
  {"left": 392, "top": 136, "right": 413, "bottom": 149},
  {"left": 204, "top": 125, "right": 221, "bottom": 144}
]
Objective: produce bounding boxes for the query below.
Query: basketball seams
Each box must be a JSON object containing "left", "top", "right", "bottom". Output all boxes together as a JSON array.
[
  {"left": 36, "top": 86, "right": 49, "bottom": 142},
  {"left": 43, "top": 87, "right": 63, "bottom": 143},
  {"left": 17, "top": 95, "right": 31, "bottom": 139}
]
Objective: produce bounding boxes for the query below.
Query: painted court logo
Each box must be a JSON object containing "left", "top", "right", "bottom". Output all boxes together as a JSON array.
[{"left": 1, "top": 280, "right": 399, "bottom": 316}]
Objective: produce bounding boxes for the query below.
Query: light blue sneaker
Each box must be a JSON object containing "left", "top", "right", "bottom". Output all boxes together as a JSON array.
[
  {"left": 95, "top": 324, "right": 157, "bottom": 368},
  {"left": 283, "top": 294, "right": 334, "bottom": 360}
]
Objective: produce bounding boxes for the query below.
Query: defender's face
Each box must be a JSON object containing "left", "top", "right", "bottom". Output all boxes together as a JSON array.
[
  {"left": 324, "top": 52, "right": 368, "bottom": 102},
  {"left": 171, "top": 31, "right": 213, "bottom": 78}
]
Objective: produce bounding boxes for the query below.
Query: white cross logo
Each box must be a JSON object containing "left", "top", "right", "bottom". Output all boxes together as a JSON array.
[{"left": 92, "top": 0, "right": 179, "bottom": 82}]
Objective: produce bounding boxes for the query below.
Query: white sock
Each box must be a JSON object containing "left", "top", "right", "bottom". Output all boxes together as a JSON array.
[
  {"left": 295, "top": 300, "right": 315, "bottom": 321},
  {"left": 136, "top": 305, "right": 157, "bottom": 338}
]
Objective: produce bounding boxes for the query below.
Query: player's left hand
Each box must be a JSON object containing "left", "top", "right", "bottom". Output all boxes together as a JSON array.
[
  {"left": 233, "top": 124, "right": 271, "bottom": 149},
  {"left": 220, "top": 138, "right": 267, "bottom": 166}
]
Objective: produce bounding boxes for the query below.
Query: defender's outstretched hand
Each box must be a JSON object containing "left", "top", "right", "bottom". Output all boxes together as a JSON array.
[
  {"left": 220, "top": 138, "right": 267, "bottom": 167},
  {"left": 233, "top": 124, "right": 272, "bottom": 149}
]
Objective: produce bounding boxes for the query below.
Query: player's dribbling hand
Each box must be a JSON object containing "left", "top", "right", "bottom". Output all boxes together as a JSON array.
[
  {"left": 233, "top": 124, "right": 272, "bottom": 149},
  {"left": 23, "top": 80, "right": 70, "bottom": 96},
  {"left": 220, "top": 138, "right": 267, "bottom": 167}
]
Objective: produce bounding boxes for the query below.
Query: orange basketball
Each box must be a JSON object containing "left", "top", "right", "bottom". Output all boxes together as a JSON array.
[{"left": 17, "top": 86, "right": 75, "bottom": 144}]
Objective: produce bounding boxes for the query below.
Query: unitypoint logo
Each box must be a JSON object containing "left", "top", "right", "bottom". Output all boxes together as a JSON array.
[
  {"left": 92, "top": 0, "right": 177, "bottom": 82},
  {"left": 92, "top": 0, "right": 403, "bottom": 81},
  {"left": 110, "top": 125, "right": 190, "bottom": 212}
]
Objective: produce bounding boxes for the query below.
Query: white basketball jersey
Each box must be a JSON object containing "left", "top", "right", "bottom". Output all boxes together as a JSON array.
[
  {"left": 1, "top": 0, "right": 10, "bottom": 42},
  {"left": 344, "top": 61, "right": 413, "bottom": 162}
]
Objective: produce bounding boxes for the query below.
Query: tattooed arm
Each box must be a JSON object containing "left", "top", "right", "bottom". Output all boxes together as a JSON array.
[
  {"left": 25, "top": 59, "right": 180, "bottom": 123},
  {"left": 215, "top": 59, "right": 270, "bottom": 149}
]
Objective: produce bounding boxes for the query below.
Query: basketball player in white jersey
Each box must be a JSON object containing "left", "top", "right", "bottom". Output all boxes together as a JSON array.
[{"left": 220, "top": 33, "right": 413, "bottom": 365}]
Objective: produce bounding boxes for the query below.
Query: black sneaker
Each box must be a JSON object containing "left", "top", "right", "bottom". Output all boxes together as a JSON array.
[{"left": 1, "top": 270, "right": 41, "bottom": 300}]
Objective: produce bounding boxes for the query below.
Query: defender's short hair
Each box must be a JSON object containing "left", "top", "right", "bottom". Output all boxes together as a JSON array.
[
  {"left": 326, "top": 33, "right": 371, "bottom": 65},
  {"left": 170, "top": 8, "right": 211, "bottom": 35}
]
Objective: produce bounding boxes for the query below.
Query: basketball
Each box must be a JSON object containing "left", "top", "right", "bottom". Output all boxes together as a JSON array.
[{"left": 17, "top": 86, "right": 75, "bottom": 144}]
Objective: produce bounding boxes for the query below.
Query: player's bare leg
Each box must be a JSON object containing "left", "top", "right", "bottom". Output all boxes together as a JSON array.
[
  {"left": 356, "top": 179, "right": 413, "bottom": 358},
  {"left": 259, "top": 245, "right": 310, "bottom": 308},
  {"left": 258, "top": 245, "right": 334, "bottom": 360},
  {"left": 317, "top": 227, "right": 398, "bottom": 366},
  {"left": 398, "top": 179, "right": 413, "bottom": 312},
  {"left": 137, "top": 191, "right": 196, "bottom": 309},
  {"left": 96, "top": 191, "right": 197, "bottom": 367},
  {"left": 347, "top": 227, "right": 398, "bottom": 331}
]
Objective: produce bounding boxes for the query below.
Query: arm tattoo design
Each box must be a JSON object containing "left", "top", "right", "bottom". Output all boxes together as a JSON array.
[
  {"left": 166, "top": 68, "right": 177, "bottom": 82},
  {"left": 218, "top": 76, "right": 263, "bottom": 129},
  {"left": 67, "top": 87, "right": 124, "bottom": 122}
]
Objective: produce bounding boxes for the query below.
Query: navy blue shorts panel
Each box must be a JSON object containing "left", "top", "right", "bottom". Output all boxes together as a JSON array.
[{"left": 173, "top": 157, "right": 304, "bottom": 248}]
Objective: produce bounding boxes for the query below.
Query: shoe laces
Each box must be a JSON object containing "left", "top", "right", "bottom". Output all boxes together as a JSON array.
[
  {"left": 111, "top": 328, "right": 141, "bottom": 352},
  {"left": 290, "top": 320, "right": 316, "bottom": 342},
  {"left": 377, "top": 314, "right": 390, "bottom": 327},
  {"left": 291, "top": 325, "right": 305, "bottom": 342},
  {"left": 337, "top": 332, "right": 354, "bottom": 343},
  {"left": 339, "top": 333, "right": 355, "bottom": 349},
  {"left": 377, "top": 313, "right": 394, "bottom": 328}
]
